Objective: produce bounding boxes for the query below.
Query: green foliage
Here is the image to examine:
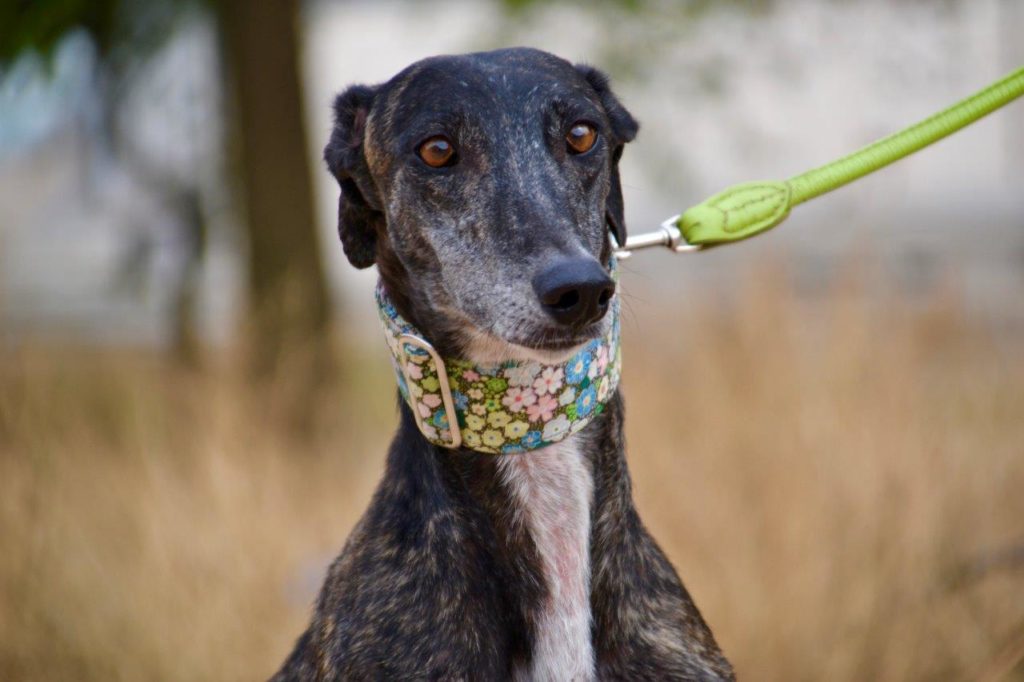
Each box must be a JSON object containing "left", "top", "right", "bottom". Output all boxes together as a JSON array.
[
  {"left": 0, "top": 0, "right": 204, "bottom": 69},
  {"left": 0, "top": 0, "right": 116, "bottom": 65}
]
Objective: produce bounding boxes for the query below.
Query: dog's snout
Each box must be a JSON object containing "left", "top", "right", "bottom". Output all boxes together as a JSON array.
[{"left": 532, "top": 257, "right": 615, "bottom": 328}]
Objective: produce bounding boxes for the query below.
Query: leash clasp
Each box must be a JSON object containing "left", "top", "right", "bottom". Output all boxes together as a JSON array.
[
  {"left": 614, "top": 215, "right": 702, "bottom": 258},
  {"left": 398, "top": 333, "right": 463, "bottom": 449}
]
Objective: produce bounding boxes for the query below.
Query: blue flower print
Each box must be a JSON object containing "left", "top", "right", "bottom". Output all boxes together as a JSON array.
[
  {"left": 501, "top": 444, "right": 525, "bottom": 455},
  {"left": 575, "top": 385, "right": 598, "bottom": 418},
  {"left": 452, "top": 391, "right": 469, "bottom": 410},
  {"left": 521, "top": 431, "right": 543, "bottom": 449},
  {"left": 565, "top": 351, "right": 592, "bottom": 385},
  {"left": 432, "top": 409, "right": 449, "bottom": 430}
]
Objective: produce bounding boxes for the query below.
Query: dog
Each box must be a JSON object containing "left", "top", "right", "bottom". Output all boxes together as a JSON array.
[{"left": 272, "top": 47, "right": 733, "bottom": 681}]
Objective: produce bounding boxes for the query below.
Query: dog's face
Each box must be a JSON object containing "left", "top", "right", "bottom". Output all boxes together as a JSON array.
[{"left": 325, "top": 48, "right": 637, "bottom": 361}]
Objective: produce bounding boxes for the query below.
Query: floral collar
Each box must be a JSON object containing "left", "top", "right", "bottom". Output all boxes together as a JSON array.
[{"left": 375, "top": 284, "right": 621, "bottom": 454}]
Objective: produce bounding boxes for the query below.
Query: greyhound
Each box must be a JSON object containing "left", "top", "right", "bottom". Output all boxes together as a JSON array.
[{"left": 272, "top": 47, "right": 733, "bottom": 681}]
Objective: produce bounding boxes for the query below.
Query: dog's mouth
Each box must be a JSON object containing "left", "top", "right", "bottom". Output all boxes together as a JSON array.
[
  {"left": 512, "top": 324, "right": 604, "bottom": 352},
  {"left": 463, "top": 319, "right": 608, "bottom": 365}
]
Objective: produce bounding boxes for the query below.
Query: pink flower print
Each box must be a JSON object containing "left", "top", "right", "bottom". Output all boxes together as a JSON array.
[
  {"left": 532, "top": 366, "right": 564, "bottom": 396},
  {"left": 405, "top": 362, "right": 423, "bottom": 380},
  {"left": 417, "top": 402, "right": 432, "bottom": 418},
  {"left": 421, "top": 423, "right": 439, "bottom": 440},
  {"left": 421, "top": 393, "right": 442, "bottom": 409},
  {"left": 462, "top": 369, "right": 480, "bottom": 382},
  {"left": 470, "top": 403, "right": 487, "bottom": 416},
  {"left": 467, "top": 388, "right": 484, "bottom": 400},
  {"left": 526, "top": 393, "right": 558, "bottom": 422},
  {"left": 595, "top": 346, "right": 609, "bottom": 374},
  {"left": 501, "top": 386, "right": 537, "bottom": 413}
]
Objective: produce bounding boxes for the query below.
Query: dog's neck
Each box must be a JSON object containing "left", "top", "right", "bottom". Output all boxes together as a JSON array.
[
  {"left": 389, "top": 398, "right": 606, "bottom": 680},
  {"left": 378, "top": 263, "right": 612, "bottom": 676},
  {"left": 496, "top": 435, "right": 596, "bottom": 680}
]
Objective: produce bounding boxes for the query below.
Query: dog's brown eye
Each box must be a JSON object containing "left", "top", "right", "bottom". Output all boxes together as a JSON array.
[
  {"left": 566, "top": 122, "right": 597, "bottom": 154},
  {"left": 418, "top": 136, "right": 455, "bottom": 167}
]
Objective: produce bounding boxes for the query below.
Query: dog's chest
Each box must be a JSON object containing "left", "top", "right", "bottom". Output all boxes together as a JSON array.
[{"left": 497, "top": 437, "right": 595, "bottom": 681}]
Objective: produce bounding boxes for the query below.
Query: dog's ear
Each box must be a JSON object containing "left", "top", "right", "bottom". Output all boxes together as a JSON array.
[
  {"left": 324, "top": 84, "right": 384, "bottom": 269},
  {"left": 575, "top": 65, "right": 638, "bottom": 249}
]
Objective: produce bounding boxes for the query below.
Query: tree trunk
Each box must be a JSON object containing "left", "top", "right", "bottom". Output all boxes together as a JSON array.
[{"left": 215, "top": 0, "right": 330, "bottom": 379}]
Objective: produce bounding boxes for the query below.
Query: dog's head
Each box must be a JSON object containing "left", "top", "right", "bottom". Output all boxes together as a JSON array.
[{"left": 325, "top": 47, "right": 637, "bottom": 362}]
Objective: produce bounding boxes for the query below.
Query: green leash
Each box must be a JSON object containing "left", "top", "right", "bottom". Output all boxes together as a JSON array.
[{"left": 618, "top": 65, "right": 1024, "bottom": 255}]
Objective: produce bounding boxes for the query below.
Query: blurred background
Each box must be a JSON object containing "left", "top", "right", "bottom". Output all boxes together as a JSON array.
[{"left": 2, "top": 0, "right": 1023, "bottom": 679}]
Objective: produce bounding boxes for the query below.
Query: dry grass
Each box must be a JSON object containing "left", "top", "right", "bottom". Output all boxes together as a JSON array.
[{"left": 2, "top": 264, "right": 1023, "bottom": 681}]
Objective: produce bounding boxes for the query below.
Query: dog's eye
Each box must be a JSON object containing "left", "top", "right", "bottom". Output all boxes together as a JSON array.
[
  {"left": 566, "top": 122, "right": 597, "bottom": 154},
  {"left": 418, "top": 136, "right": 456, "bottom": 168}
]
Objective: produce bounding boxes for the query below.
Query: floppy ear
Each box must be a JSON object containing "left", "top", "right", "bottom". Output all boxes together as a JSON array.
[
  {"left": 324, "top": 84, "right": 384, "bottom": 269},
  {"left": 575, "top": 65, "right": 639, "bottom": 249}
]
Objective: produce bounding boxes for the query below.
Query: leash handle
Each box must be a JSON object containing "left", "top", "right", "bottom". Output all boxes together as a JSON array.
[
  {"left": 789, "top": 65, "right": 1024, "bottom": 206},
  {"left": 620, "top": 65, "right": 1024, "bottom": 254}
]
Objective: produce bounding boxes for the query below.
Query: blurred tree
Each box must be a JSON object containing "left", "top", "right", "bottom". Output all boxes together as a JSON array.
[
  {"left": 0, "top": 0, "right": 330, "bottom": 384},
  {"left": 214, "top": 0, "right": 329, "bottom": 379}
]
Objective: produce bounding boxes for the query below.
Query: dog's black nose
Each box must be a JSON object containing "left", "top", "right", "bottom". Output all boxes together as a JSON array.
[{"left": 532, "top": 257, "right": 615, "bottom": 328}]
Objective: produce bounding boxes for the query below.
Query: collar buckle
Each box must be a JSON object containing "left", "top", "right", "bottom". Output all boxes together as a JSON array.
[{"left": 398, "top": 333, "right": 463, "bottom": 449}]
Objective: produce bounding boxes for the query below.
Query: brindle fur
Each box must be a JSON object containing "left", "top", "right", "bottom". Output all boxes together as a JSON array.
[{"left": 272, "top": 48, "right": 733, "bottom": 681}]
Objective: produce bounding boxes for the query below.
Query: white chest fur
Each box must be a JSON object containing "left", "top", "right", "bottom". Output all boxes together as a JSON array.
[{"left": 497, "top": 436, "right": 595, "bottom": 682}]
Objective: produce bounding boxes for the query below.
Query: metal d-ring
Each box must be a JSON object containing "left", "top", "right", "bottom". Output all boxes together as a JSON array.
[{"left": 614, "top": 215, "right": 703, "bottom": 258}]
